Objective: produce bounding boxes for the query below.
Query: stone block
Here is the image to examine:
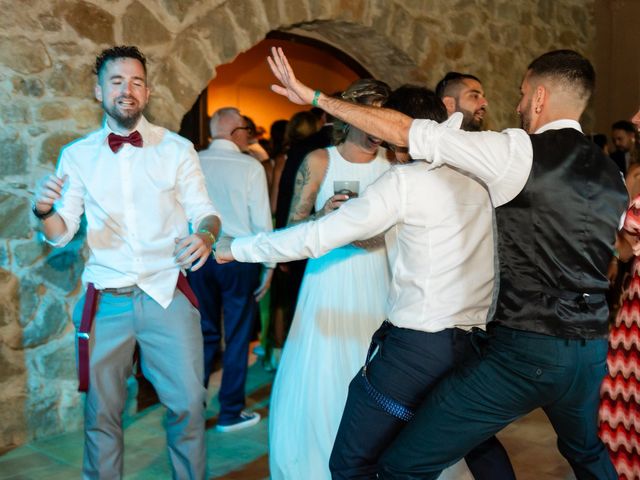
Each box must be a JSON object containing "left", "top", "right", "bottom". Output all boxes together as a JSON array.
[
  {"left": 22, "top": 297, "right": 68, "bottom": 348},
  {"left": 195, "top": 6, "right": 241, "bottom": 65},
  {"left": 0, "top": 343, "right": 26, "bottom": 383},
  {"left": 444, "top": 41, "right": 465, "bottom": 61},
  {"left": 19, "top": 276, "right": 44, "bottom": 327},
  {"left": 0, "top": 132, "right": 28, "bottom": 175},
  {"left": 228, "top": 0, "right": 269, "bottom": 44},
  {"left": 32, "top": 334, "right": 76, "bottom": 380},
  {"left": 39, "top": 131, "right": 80, "bottom": 167},
  {"left": 49, "top": 41, "right": 84, "bottom": 57},
  {"left": 0, "top": 269, "right": 19, "bottom": 329},
  {"left": 0, "top": 37, "right": 50, "bottom": 74},
  {"left": 160, "top": 0, "right": 195, "bottom": 22},
  {"left": 73, "top": 102, "right": 103, "bottom": 130},
  {"left": 0, "top": 385, "right": 27, "bottom": 448},
  {"left": 12, "top": 77, "right": 45, "bottom": 97},
  {"left": 25, "top": 382, "right": 60, "bottom": 438},
  {"left": 14, "top": 240, "right": 49, "bottom": 268},
  {"left": 0, "top": 101, "right": 30, "bottom": 124},
  {"left": 174, "top": 34, "right": 215, "bottom": 91},
  {"left": 37, "top": 102, "right": 71, "bottom": 122},
  {"left": 0, "top": 244, "right": 7, "bottom": 269},
  {"left": 0, "top": 193, "right": 31, "bottom": 239},
  {"left": 262, "top": 0, "right": 284, "bottom": 28},
  {"left": 47, "top": 63, "right": 94, "bottom": 97},
  {"left": 33, "top": 247, "right": 84, "bottom": 294},
  {"left": 59, "top": 0, "right": 114, "bottom": 45},
  {"left": 38, "top": 13, "right": 62, "bottom": 32},
  {"left": 122, "top": 1, "right": 171, "bottom": 46},
  {"left": 154, "top": 61, "right": 199, "bottom": 113},
  {"left": 450, "top": 12, "right": 476, "bottom": 36}
]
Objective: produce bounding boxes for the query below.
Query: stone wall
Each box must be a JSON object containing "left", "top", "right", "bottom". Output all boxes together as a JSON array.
[{"left": 0, "top": 0, "right": 596, "bottom": 449}]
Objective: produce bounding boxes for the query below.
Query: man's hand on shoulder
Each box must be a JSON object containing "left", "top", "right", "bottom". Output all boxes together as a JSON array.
[{"left": 215, "top": 236, "right": 235, "bottom": 264}]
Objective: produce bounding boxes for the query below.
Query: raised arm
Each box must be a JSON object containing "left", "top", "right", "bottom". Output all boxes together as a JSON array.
[{"left": 268, "top": 47, "right": 412, "bottom": 147}]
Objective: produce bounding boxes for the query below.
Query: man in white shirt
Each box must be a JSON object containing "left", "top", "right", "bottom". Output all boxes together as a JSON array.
[
  {"left": 33, "top": 45, "right": 219, "bottom": 479},
  {"left": 260, "top": 48, "right": 626, "bottom": 479},
  {"left": 435, "top": 71, "right": 488, "bottom": 131},
  {"left": 216, "top": 87, "right": 514, "bottom": 479},
  {"left": 188, "top": 107, "right": 273, "bottom": 432}
]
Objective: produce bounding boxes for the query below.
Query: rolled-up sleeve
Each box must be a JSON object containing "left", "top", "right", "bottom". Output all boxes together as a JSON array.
[
  {"left": 47, "top": 150, "right": 85, "bottom": 247},
  {"left": 232, "top": 168, "right": 403, "bottom": 264},
  {"left": 175, "top": 145, "right": 219, "bottom": 231},
  {"left": 409, "top": 119, "right": 533, "bottom": 207}
]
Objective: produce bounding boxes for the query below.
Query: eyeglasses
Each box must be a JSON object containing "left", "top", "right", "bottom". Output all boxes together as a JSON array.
[{"left": 231, "top": 126, "right": 253, "bottom": 135}]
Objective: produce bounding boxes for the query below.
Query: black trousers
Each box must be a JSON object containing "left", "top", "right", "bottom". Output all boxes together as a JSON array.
[
  {"left": 329, "top": 322, "right": 515, "bottom": 480},
  {"left": 378, "top": 326, "right": 617, "bottom": 479}
]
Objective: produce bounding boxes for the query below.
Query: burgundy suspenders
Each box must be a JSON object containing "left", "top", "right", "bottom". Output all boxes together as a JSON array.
[
  {"left": 77, "top": 283, "right": 98, "bottom": 392},
  {"left": 76, "top": 274, "right": 199, "bottom": 392}
]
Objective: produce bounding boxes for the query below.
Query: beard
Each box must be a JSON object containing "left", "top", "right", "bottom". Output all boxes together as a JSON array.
[
  {"left": 103, "top": 96, "right": 144, "bottom": 130},
  {"left": 460, "top": 108, "right": 484, "bottom": 132},
  {"left": 519, "top": 102, "right": 532, "bottom": 132}
]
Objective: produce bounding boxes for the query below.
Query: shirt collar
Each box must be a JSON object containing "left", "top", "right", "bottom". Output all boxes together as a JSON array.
[
  {"left": 534, "top": 119, "right": 583, "bottom": 135},
  {"left": 208, "top": 138, "right": 241, "bottom": 153},
  {"left": 102, "top": 115, "right": 149, "bottom": 142}
]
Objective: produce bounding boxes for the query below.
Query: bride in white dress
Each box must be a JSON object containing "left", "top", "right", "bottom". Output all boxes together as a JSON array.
[{"left": 268, "top": 79, "right": 392, "bottom": 479}]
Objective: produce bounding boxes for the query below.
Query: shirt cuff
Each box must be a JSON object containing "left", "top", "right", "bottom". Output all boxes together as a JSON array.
[
  {"left": 43, "top": 213, "right": 75, "bottom": 247},
  {"left": 231, "top": 236, "right": 259, "bottom": 263},
  {"left": 408, "top": 113, "right": 463, "bottom": 164}
]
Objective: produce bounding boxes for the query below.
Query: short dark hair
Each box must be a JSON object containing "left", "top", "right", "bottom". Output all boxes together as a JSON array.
[
  {"left": 94, "top": 45, "right": 147, "bottom": 78},
  {"left": 612, "top": 120, "right": 636, "bottom": 133},
  {"left": 385, "top": 85, "right": 448, "bottom": 123},
  {"left": 527, "top": 49, "right": 595, "bottom": 102},
  {"left": 435, "top": 72, "right": 481, "bottom": 99}
]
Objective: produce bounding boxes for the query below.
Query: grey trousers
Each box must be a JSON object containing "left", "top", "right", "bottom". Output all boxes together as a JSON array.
[{"left": 73, "top": 287, "right": 206, "bottom": 479}]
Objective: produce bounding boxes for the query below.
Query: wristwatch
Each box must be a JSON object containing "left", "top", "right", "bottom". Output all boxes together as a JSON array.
[{"left": 32, "top": 204, "right": 56, "bottom": 220}]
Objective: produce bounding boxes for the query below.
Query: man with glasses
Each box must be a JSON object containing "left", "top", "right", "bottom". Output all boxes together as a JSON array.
[
  {"left": 436, "top": 71, "right": 488, "bottom": 132},
  {"left": 188, "top": 107, "right": 273, "bottom": 432}
]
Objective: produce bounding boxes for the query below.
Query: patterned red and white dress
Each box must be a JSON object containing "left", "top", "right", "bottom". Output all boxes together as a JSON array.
[{"left": 600, "top": 199, "right": 640, "bottom": 479}]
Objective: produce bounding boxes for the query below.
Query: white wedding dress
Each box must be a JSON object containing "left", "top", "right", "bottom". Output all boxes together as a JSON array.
[{"left": 268, "top": 146, "right": 391, "bottom": 479}]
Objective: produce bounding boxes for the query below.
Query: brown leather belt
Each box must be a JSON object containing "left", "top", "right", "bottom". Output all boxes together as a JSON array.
[{"left": 77, "top": 274, "right": 199, "bottom": 392}]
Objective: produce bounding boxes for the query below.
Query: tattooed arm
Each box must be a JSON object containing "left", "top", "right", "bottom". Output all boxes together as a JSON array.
[{"left": 287, "top": 149, "right": 328, "bottom": 226}]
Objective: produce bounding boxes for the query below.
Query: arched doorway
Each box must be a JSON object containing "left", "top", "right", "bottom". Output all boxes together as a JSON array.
[{"left": 178, "top": 32, "right": 372, "bottom": 150}]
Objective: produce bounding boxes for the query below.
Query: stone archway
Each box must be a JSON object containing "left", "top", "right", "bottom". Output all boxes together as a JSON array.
[{"left": 0, "top": 0, "right": 596, "bottom": 449}]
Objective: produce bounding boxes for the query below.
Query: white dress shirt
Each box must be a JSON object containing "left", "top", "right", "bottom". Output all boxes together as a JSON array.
[
  {"left": 232, "top": 161, "right": 496, "bottom": 332},
  {"left": 51, "top": 116, "right": 217, "bottom": 308},
  {"left": 198, "top": 139, "right": 274, "bottom": 268},
  {"left": 408, "top": 115, "right": 582, "bottom": 206}
]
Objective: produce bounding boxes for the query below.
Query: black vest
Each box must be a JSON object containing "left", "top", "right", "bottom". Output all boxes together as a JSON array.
[{"left": 494, "top": 128, "right": 627, "bottom": 339}]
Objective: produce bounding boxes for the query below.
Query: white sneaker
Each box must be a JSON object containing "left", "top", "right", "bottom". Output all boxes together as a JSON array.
[{"left": 215, "top": 411, "right": 261, "bottom": 433}]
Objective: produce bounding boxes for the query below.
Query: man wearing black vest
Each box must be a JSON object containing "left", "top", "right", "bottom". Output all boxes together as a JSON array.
[{"left": 266, "top": 48, "right": 627, "bottom": 478}]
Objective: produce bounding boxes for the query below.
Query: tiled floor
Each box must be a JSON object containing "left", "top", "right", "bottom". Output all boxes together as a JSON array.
[{"left": 0, "top": 362, "right": 576, "bottom": 479}]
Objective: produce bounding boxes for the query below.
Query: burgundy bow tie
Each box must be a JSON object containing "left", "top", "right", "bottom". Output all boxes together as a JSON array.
[{"left": 108, "top": 131, "right": 143, "bottom": 153}]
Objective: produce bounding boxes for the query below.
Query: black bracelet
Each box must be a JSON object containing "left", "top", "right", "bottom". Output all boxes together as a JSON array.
[{"left": 32, "top": 204, "right": 56, "bottom": 220}]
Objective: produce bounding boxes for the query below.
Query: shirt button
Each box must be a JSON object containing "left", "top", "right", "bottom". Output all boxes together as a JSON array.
[{"left": 535, "top": 368, "right": 542, "bottom": 376}]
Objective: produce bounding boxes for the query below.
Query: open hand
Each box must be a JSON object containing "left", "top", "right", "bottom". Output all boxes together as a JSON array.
[
  {"left": 34, "top": 174, "right": 67, "bottom": 214},
  {"left": 267, "top": 47, "right": 316, "bottom": 105},
  {"left": 174, "top": 233, "right": 212, "bottom": 272}
]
